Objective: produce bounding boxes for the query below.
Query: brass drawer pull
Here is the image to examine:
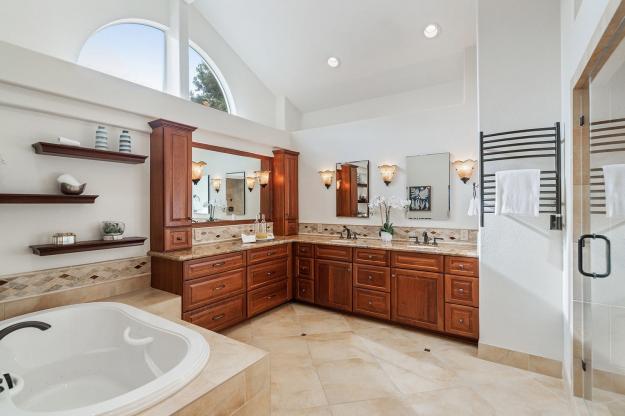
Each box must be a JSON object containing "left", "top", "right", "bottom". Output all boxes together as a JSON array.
[
  {"left": 368, "top": 275, "right": 373, "bottom": 280},
  {"left": 213, "top": 262, "right": 225, "bottom": 267},
  {"left": 457, "top": 288, "right": 465, "bottom": 294},
  {"left": 458, "top": 264, "right": 465, "bottom": 270},
  {"left": 458, "top": 318, "right": 465, "bottom": 324},
  {"left": 212, "top": 313, "right": 225, "bottom": 321},
  {"left": 266, "top": 271, "right": 274, "bottom": 276},
  {"left": 266, "top": 294, "right": 277, "bottom": 300},
  {"left": 213, "top": 284, "right": 226, "bottom": 291}
]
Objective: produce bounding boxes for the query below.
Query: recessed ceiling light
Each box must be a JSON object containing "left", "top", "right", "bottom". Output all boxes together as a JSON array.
[
  {"left": 423, "top": 23, "right": 440, "bottom": 39},
  {"left": 327, "top": 56, "right": 340, "bottom": 68}
]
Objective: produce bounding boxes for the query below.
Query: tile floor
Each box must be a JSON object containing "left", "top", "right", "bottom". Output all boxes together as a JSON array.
[{"left": 222, "top": 302, "right": 625, "bottom": 415}]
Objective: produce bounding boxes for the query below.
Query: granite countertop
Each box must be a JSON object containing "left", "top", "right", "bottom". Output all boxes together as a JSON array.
[
  {"left": 149, "top": 234, "right": 478, "bottom": 261},
  {"left": 105, "top": 288, "right": 268, "bottom": 416}
]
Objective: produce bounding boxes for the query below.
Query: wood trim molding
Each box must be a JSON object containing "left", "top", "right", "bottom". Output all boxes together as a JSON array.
[
  {"left": 192, "top": 219, "right": 256, "bottom": 228},
  {"left": 149, "top": 119, "right": 197, "bottom": 131},
  {"left": 272, "top": 148, "right": 300, "bottom": 156},
  {"left": 192, "top": 141, "right": 273, "bottom": 161}
]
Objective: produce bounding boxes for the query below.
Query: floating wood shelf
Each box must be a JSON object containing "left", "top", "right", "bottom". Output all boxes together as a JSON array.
[
  {"left": 30, "top": 237, "right": 147, "bottom": 256},
  {"left": 32, "top": 142, "right": 148, "bottom": 164},
  {"left": 0, "top": 194, "right": 98, "bottom": 204}
]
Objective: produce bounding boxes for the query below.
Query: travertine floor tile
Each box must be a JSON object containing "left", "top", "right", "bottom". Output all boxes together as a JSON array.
[
  {"left": 315, "top": 358, "right": 400, "bottom": 404},
  {"left": 405, "top": 386, "right": 496, "bottom": 416},
  {"left": 299, "top": 313, "right": 352, "bottom": 335},
  {"left": 329, "top": 397, "right": 414, "bottom": 416},
  {"left": 306, "top": 331, "right": 375, "bottom": 365},
  {"left": 251, "top": 335, "right": 313, "bottom": 368},
  {"left": 271, "top": 365, "right": 328, "bottom": 411}
]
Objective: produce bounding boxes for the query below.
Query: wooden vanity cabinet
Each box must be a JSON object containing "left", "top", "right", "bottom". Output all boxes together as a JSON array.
[
  {"left": 315, "top": 259, "right": 353, "bottom": 312},
  {"left": 444, "top": 256, "right": 479, "bottom": 339},
  {"left": 149, "top": 119, "right": 196, "bottom": 252},
  {"left": 391, "top": 268, "right": 445, "bottom": 331},
  {"left": 295, "top": 243, "right": 315, "bottom": 303},
  {"left": 272, "top": 149, "right": 299, "bottom": 236}
]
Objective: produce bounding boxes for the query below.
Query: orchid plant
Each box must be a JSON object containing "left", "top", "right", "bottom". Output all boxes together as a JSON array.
[{"left": 368, "top": 195, "right": 410, "bottom": 235}]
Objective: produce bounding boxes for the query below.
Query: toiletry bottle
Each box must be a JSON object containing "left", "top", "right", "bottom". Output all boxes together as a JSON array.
[
  {"left": 259, "top": 214, "right": 267, "bottom": 239},
  {"left": 254, "top": 214, "right": 260, "bottom": 237}
]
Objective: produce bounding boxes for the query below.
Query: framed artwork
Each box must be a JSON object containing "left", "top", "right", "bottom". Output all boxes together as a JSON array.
[{"left": 409, "top": 185, "right": 431, "bottom": 211}]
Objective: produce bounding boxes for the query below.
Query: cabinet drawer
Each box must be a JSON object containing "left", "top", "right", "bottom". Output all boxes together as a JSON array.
[
  {"left": 183, "top": 294, "right": 246, "bottom": 332},
  {"left": 295, "top": 278, "right": 314, "bottom": 303},
  {"left": 247, "top": 244, "right": 289, "bottom": 265},
  {"left": 296, "top": 243, "right": 314, "bottom": 258},
  {"left": 296, "top": 257, "right": 314, "bottom": 280},
  {"left": 183, "top": 268, "right": 245, "bottom": 311},
  {"left": 248, "top": 280, "right": 289, "bottom": 318},
  {"left": 247, "top": 258, "right": 288, "bottom": 290},
  {"left": 445, "top": 275, "right": 479, "bottom": 307},
  {"left": 353, "top": 248, "right": 389, "bottom": 266},
  {"left": 164, "top": 227, "right": 192, "bottom": 251},
  {"left": 184, "top": 252, "right": 246, "bottom": 280},
  {"left": 315, "top": 244, "right": 353, "bottom": 261},
  {"left": 353, "top": 264, "right": 390, "bottom": 292},
  {"left": 391, "top": 251, "right": 443, "bottom": 272},
  {"left": 353, "top": 288, "right": 390, "bottom": 320},
  {"left": 445, "top": 256, "right": 479, "bottom": 277},
  {"left": 445, "top": 304, "right": 479, "bottom": 339}
]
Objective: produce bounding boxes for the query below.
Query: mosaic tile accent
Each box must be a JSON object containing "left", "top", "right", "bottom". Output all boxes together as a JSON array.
[
  {"left": 0, "top": 256, "right": 150, "bottom": 302},
  {"left": 193, "top": 223, "right": 274, "bottom": 245},
  {"left": 298, "top": 222, "right": 478, "bottom": 243}
]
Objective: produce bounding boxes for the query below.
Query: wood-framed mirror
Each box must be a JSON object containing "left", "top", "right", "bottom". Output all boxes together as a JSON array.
[{"left": 191, "top": 142, "right": 272, "bottom": 226}]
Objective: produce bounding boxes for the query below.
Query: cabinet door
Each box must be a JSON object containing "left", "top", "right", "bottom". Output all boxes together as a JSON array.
[
  {"left": 163, "top": 127, "right": 192, "bottom": 227},
  {"left": 285, "top": 154, "right": 298, "bottom": 220},
  {"left": 315, "top": 259, "right": 352, "bottom": 312},
  {"left": 391, "top": 269, "right": 444, "bottom": 331}
]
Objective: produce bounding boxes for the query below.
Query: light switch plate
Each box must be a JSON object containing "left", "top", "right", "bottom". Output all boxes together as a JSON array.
[{"left": 460, "top": 229, "right": 469, "bottom": 241}]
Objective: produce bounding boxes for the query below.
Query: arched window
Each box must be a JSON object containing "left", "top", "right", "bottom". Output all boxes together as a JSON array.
[
  {"left": 188, "top": 43, "right": 233, "bottom": 113},
  {"left": 78, "top": 22, "right": 166, "bottom": 91}
]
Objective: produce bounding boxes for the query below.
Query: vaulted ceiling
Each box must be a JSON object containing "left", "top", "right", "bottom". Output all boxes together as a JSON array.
[{"left": 193, "top": 0, "right": 476, "bottom": 113}]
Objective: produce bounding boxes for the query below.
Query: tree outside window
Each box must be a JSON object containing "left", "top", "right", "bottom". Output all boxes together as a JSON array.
[{"left": 189, "top": 46, "right": 229, "bottom": 112}]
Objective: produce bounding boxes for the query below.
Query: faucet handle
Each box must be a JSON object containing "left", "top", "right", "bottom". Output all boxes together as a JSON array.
[{"left": 432, "top": 237, "right": 444, "bottom": 246}]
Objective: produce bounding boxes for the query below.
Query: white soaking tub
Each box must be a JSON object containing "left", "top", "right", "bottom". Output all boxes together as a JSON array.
[{"left": 0, "top": 302, "right": 209, "bottom": 416}]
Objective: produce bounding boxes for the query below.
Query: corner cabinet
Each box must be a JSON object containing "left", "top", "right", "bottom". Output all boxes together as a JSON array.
[
  {"left": 149, "top": 119, "right": 196, "bottom": 252},
  {"left": 272, "top": 149, "right": 299, "bottom": 235}
]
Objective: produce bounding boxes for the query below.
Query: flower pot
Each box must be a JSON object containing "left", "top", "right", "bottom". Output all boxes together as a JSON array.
[{"left": 380, "top": 231, "right": 393, "bottom": 243}]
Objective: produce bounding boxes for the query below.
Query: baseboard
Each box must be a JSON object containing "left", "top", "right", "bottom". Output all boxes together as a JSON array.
[{"left": 478, "top": 342, "right": 562, "bottom": 379}]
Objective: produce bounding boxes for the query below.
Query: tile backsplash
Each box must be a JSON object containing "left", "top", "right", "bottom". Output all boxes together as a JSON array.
[
  {"left": 298, "top": 223, "right": 478, "bottom": 243},
  {"left": 0, "top": 256, "right": 150, "bottom": 302},
  {"left": 193, "top": 222, "right": 274, "bottom": 244}
]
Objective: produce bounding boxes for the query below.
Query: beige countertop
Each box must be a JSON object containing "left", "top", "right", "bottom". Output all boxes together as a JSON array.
[
  {"left": 105, "top": 288, "right": 269, "bottom": 416},
  {"left": 149, "top": 234, "right": 478, "bottom": 261}
]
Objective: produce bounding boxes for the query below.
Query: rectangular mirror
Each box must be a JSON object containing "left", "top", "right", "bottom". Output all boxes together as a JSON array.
[
  {"left": 406, "top": 152, "right": 450, "bottom": 220},
  {"left": 336, "top": 160, "right": 369, "bottom": 218},
  {"left": 192, "top": 145, "right": 265, "bottom": 223}
]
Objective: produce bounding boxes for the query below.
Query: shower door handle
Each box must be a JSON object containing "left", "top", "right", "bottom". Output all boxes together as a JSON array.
[{"left": 578, "top": 234, "right": 611, "bottom": 278}]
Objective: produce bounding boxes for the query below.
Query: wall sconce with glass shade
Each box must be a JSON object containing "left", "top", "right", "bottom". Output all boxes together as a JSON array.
[
  {"left": 255, "top": 170, "right": 271, "bottom": 188},
  {"left": 452, "top": 159, "right": 477, "bottom": 183},
  {"left": 246, "top": 175, "right": 257, "bottom": 192},
  {"left": 211, "top": 177, "right": 222, "bottom": 193},
  {"left": 191, "top": 161, "right": 207, "bottom": 185},
  {"left": 377, "top": 164, "right": 397, "bottom": 186},
  {"left": 318, "top": 170, "right": 334, "bottom": 189}
]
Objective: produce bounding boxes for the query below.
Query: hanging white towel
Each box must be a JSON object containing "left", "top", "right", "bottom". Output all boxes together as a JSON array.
[
  {"left": 495, "top": 169, "right": 540, "bottom": 216},
  {"left": 602, "top": 164, "right": 625, "bottom": 218},
  {"left": 467, "top": 196, "right": 479, "bottom": 216}
]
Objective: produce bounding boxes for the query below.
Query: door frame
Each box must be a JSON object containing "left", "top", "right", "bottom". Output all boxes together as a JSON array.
[{"left": 570, "top": 1, "right": 625, "bottom": 399}]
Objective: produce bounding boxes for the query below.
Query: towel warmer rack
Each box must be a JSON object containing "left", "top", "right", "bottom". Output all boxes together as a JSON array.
[
  {"left": 479, "top": 122, "right": 562, "bottom": 229},
  {"left": 589, "top": 117, "right": 625, "bottom": 215}
]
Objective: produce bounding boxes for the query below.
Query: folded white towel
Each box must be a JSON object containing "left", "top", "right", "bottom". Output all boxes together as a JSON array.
[
  {"left": 58, "top": 137, "right": 81, "bottom": 146},
  {"left": 467, "top": 197, "right": 479, "bottom": 216},
  {"left": 602, "top": 164, "right": 625, "bottom": 217},
  {"left": 495, "top": 169, "right": 540, "bottom": 216}
]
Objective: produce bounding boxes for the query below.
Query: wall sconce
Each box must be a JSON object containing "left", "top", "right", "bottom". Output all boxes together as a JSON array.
[
  {"left": 377, "top": 164, "right": 397, "bottom": 186},
  {"left": 452, "top": 159, "right": 477, "bottom": 183},
  {"left": 191, "top": 161, "right": 207, "bottom": 185},
  {"left": 212, "top": 177, "right": 222, "bottom": 193},
  {"left": 255, "top": 170, "right": 271, "bottom": 188},
  {"left": 318, "top": 170, "right": 334, "bottom": 189},
  {"left": 246, "top": 175, "right": 257, "bottom": 192}
]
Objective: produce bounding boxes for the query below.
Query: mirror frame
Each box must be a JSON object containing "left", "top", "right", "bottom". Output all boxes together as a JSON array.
[{"left": 191, "top": 142, "right": 273, "bottom": 227}]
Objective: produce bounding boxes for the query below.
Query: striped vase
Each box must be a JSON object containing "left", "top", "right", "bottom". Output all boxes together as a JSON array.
[
  {"left": 95, "top": 126, "right": 108, "bottom": 150},
  {"left": 119, "top": 130, "right": 132, "bottom": 153}
]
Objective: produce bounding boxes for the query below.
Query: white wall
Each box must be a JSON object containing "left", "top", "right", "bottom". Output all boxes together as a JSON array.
[
  {"left": 292, "top": 48, "right": 478, "bottom": 231},
  {"left": 0, "top": 0, "right": 278, "bottom": 127},
  {"left": 478, "top": 0, "right": 563, "bottom": 361}
]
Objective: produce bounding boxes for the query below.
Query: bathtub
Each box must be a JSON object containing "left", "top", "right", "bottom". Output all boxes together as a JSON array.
[{"left": 0, "top": 302, "right": 210, "bottom": 416}]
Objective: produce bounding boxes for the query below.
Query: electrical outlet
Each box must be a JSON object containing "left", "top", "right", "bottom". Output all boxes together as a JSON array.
[{"left": 460, "top": 229, "right": 469, "bottom": 241}]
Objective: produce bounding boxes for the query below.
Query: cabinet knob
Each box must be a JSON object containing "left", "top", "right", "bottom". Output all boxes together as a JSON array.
[
  {"left": 213, "top": 284, "right": 226, "bottom": 291},
  {"left": 212, "top": 314, "right": 225, "bottom": 321},
  {"left": 267, "top": 251, "right": 275, "bottom": 256},
  {"left": 392, "top": 274, "right": 396, "bottom": 278},
  {"left": 368, "top": 301, "right": 373, "bottom": 305},
  {"left": 267, "top": 271, "right": 274, "bottom": 276},
  {"left": 368, "top": 275, "right": 373, "bottom": 280},
  {"left": 459, "top": 318, "right": 464, "bottom": 324},
  {"left": 368, "top": 255, "right": 373, "bottom": 259},
  {"left": 459, "top": 264, "right": 465, "bottom": 270},
  {"left": 458, "top": 288, "right": 464, "bottom": 293},
  {"left": 266, "top": 294, "right": 277, "bottom": 300},
  {"left": 213, "top": 262, "right": 225, "bottom": 267},
  {"left": 302, "top": 288, "right": 306, "bottom": 293}
]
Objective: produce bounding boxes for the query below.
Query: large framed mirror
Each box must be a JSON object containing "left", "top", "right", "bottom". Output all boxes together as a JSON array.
[
  {"left": 191, "top": 143, "right": 271, "bottom": 225},
  {"left": 336, "top": 160, "right": 369, "bottom": 218},
  {"left": 405, "top": 152, "right": 450, "bottom": 220}
]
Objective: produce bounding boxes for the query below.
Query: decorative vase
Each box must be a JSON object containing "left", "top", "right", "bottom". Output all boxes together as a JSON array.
[
  {"left": 101, "top": 221, "right": 125, "bottom": 240},
  {"left": 95, "top": 126, "right": 108, "bottom": 150},
  {"left": 119, "top": 130, "right": 132, "bottom": 153},
  {"left": 380, "top": 231, "right": 393, "bottom": 243}
]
